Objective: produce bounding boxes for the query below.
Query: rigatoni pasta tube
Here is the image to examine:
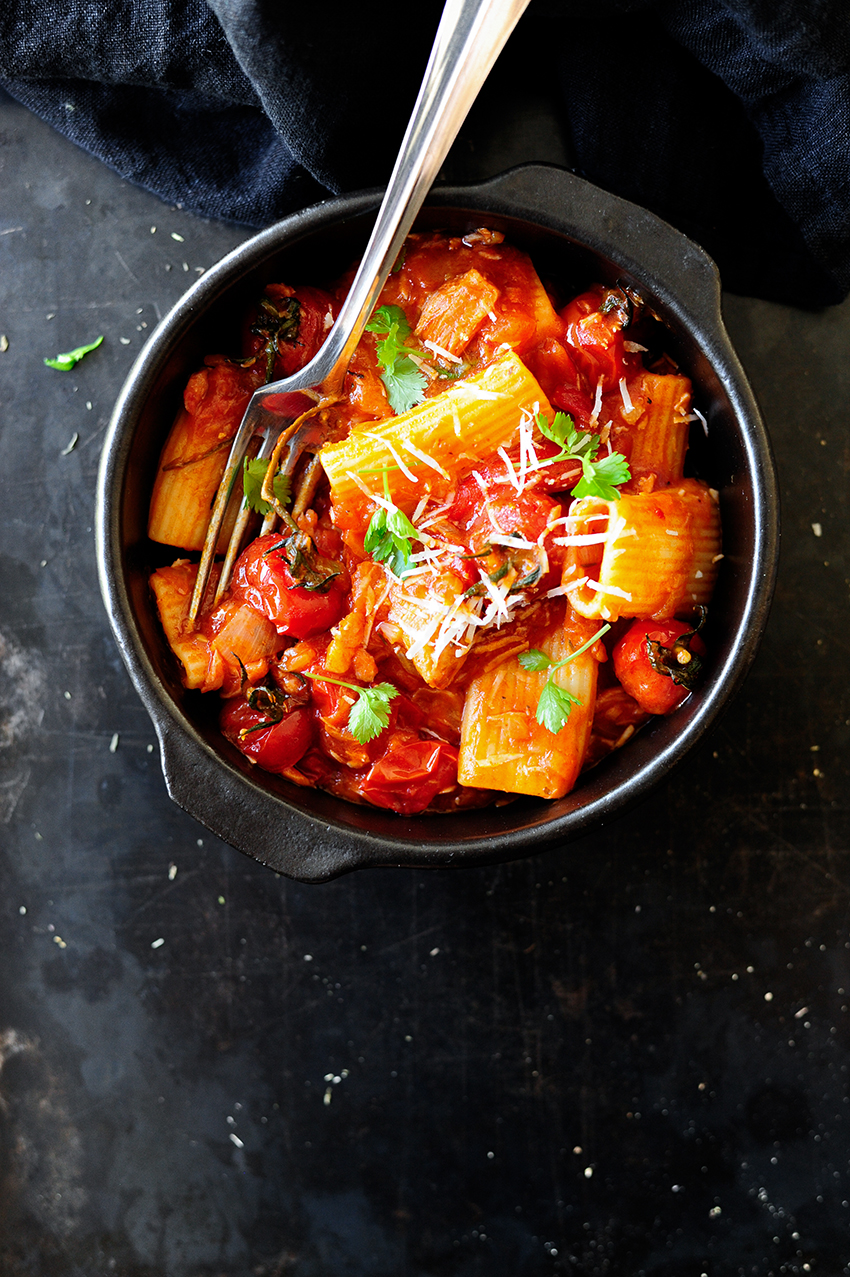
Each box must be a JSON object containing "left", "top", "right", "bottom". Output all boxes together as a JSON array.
[
  {"left": 623, "top": 371, "right": 692, "bottom": 485},
  {"left": 150, "top": 560, "right": 278, "bottom": 693},
  {"left": 458, "top": 612, "right": 598, "bottom": 799},
  {"left": 320, "top": 350, "right": 551, "bottom": 526},
  {"left": 148, "top": 358, "right": 261, "bottom": 551},
  {"left": 562, "top": 478, "right": 721, "bottom": 621}
]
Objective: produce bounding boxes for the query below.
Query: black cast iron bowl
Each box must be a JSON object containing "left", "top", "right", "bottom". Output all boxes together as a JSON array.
[{"left": 96, "top": 163, "right": 779, "bottom": 883}]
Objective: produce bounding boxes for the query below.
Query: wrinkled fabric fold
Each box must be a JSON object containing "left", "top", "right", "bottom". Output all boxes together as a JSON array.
[{"left": 2, "top": 0, "right": 849, "bottom": 306}]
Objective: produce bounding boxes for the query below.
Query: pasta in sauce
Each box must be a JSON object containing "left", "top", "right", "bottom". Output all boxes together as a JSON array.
[{"left": 148, "top": 229, "right": 721, "bottom": 815}]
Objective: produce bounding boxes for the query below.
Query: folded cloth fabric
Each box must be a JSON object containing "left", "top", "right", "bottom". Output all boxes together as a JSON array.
[{"left": 1, "top": 0, "right": 848, "bottom": 307}]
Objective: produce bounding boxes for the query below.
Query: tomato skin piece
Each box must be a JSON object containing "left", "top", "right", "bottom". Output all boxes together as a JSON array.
[
  {"left": 613, "top": 619, "right": 707, "bottom": 716},
  {"left": 549, "top": 383, "right": 596, "bottom": 431},
  {"left": 220, "top": 698, "right": 314, "bottom": 773},
  {"left": 231, "top": 533, "right": 347, "bottom": 639},
  {"left": 359, "top": 730, "right": 459, "bottom": 816}
]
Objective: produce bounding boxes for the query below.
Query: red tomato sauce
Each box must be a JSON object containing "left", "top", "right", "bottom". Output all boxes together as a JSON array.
[{"left": 150, "top": 230, "right": 718, "bottom": 814}]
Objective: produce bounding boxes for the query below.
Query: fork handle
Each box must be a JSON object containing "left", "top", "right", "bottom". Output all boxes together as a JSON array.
[{"left": 260, "top": 0, "right": 532, "bottom": 399}]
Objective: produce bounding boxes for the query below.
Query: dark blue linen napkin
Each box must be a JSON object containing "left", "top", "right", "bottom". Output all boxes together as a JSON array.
[{"left": 1, "top": 0, "right": 847, "bottom": 307}]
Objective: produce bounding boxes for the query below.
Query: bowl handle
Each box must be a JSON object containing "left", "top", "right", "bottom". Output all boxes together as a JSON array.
[
  {"left": 155, "top": 719, "right": 368, "bottom": 883},
  {"left": 450, "top": 163, "right": 723, "bottom": 325}
]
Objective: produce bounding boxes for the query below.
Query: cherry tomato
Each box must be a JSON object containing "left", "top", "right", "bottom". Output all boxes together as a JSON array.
[
  {"left": 244, "top": 284, "right": 336, "bottom": 377},
  {"left": 613, "top": 619, "right": 707, "bottom": 716},
  {"left": 560, "top": 285, "right": 639, "bottom": 393},
  {"left": 359, "top": 730, "right": 459, "bottom": 815},
  {"left": 220, "top": 697, "right": 314, "bottom": 773},
  {"left": 522, "top": 338, "right": 581, "bottom": 400},
  {"left": 231, "top": 533, "right": 347, "bottom": 640}
]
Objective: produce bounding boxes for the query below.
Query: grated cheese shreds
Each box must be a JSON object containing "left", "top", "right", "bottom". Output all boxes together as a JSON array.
[
  {"left": 345, "top": 471, "right": 396, "bottom": 511},
  {"left": 590, "top": 376, "right": 603, "bottom": 425},
  {"left": 432, "top": 596, "right": 479, "bottom": 661},
  {"left": 422, "top": 339, "right": 462, "bottom": 364},
  {"left": 489, "top": 533, "right": 537, "bottom": 551},
  {"left": 478, "top": 569, "right": 512, "bottom": 622},
  {"left": 411, "top": 494, "right": 430, "bottom": 523},
  {"left": 497, "top": 446, "right": 521, "bottom": 491},
  {"left": 553, "top": 532, "right": 610, "bottom": 547},
  {"left": 472, "top": 470, "right": 489, "bottom": 497},
  {"left": 619, "top": 378, "right": 634, "bottom": 414},
  {"left": 402, "top": 437, "right": 450, "bottom": 479},
  {"left": 583, "top": 579, "right": 633, "bottom": 601},
  {"left": 362, "top": 431, "right": 418, "bottom": 483},
  {"left": 404, "top": 612, "right": 443, "bottom": 662}
]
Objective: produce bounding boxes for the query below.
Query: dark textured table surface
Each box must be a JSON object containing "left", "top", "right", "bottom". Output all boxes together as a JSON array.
[{"left": 1, "top": 79, "right": 849, "bottom": 1277}]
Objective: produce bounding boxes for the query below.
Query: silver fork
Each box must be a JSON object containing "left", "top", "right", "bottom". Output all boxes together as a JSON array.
[{"left": 188, "top": 0, "right": 531, "bottom": 626}]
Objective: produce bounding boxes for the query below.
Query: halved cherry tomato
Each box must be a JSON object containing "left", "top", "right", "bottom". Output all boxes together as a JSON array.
[
  {"left": 359, "top": 730, "right": 459, "bottom": 815},
  {"left": 613, "top": 619, "right": 707, "bottom": 715},
  {"left": 560, "top": 285, "right": 639, "bottom": 393},
  {"left": 220, "top": 697, "right": 314, "bottom": 773},
  {"left": 231, "top": 533, "right": 347, "bottom": 640}
]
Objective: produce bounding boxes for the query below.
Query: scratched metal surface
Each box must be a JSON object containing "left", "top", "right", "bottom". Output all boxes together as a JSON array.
[{"left": 1, "top": 74, "right": 850, "bottom": 1277}]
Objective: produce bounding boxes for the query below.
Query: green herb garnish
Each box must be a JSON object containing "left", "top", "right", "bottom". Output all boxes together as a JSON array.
[
  {"left": 44, "top": 335, "right": 103, "bottom": 371},
  {"left": 303, "top": 673, "right": 398, "bottom": 744},
  {"left": 518, "top": 623, "right": 610, "bottom": 733},
  {"left": 598, "top": 285, "right": 633, "bottom": 326},
  {"left": 363, "top": 468, "right": 418, "bottom": 577},
  {"left": 242, "top": 456, "right": 292, "bottom": 515},
  {"left": 537, "top": 411, "right": 630, "bottom": 500},
  {"left": 251, "top": 294, "right": 300, "bottom": 381},
  {"left": 365, "top": 304, "right": 428, "bottom": 415}
]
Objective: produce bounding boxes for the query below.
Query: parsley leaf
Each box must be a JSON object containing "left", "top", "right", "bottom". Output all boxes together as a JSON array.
[
  {"left": 365, "top": 304, "right": 427, "bottom": 414},
  {"left": 364, "top": 503, "right": 417, "bottom": 577},
  {"left": 516, "top": 649, "right": 552, "bottom": 673},
  {"left": 348, "top": 682, "right": 398, "bottom": 743},
  {"left": 536, "top": 681, "right": 582, "bottom": 734},
  {"left": 518, "top": 623, "right": 610, "bottom": 733},
  {"left": 573, "top": 450, "right": 631, "bottom": 501},
  {"left": 44, "top": 335, "right": 103, "bottom": 371},
  {"left": 363, "top": 468, "right": 419, "bottom": 577},
  {"left": 366, "top": 304, "right": 412, "bottom": 342},
  {"left": 381, "top": 360, "right": 429, "bottom": 415},
  {"left": 536, "top": 411, "right": 630, "bottom": 500},
  {"left": 303, "top": 673, "right": 398, "bottom": 744},
  {"left": 242, "top": 457, "right": 292, "bottom": 515}
]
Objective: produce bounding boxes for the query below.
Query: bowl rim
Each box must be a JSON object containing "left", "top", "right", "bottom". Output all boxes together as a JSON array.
[{"left": 96, "top": 162, "right": 780, "bottom": 880}]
